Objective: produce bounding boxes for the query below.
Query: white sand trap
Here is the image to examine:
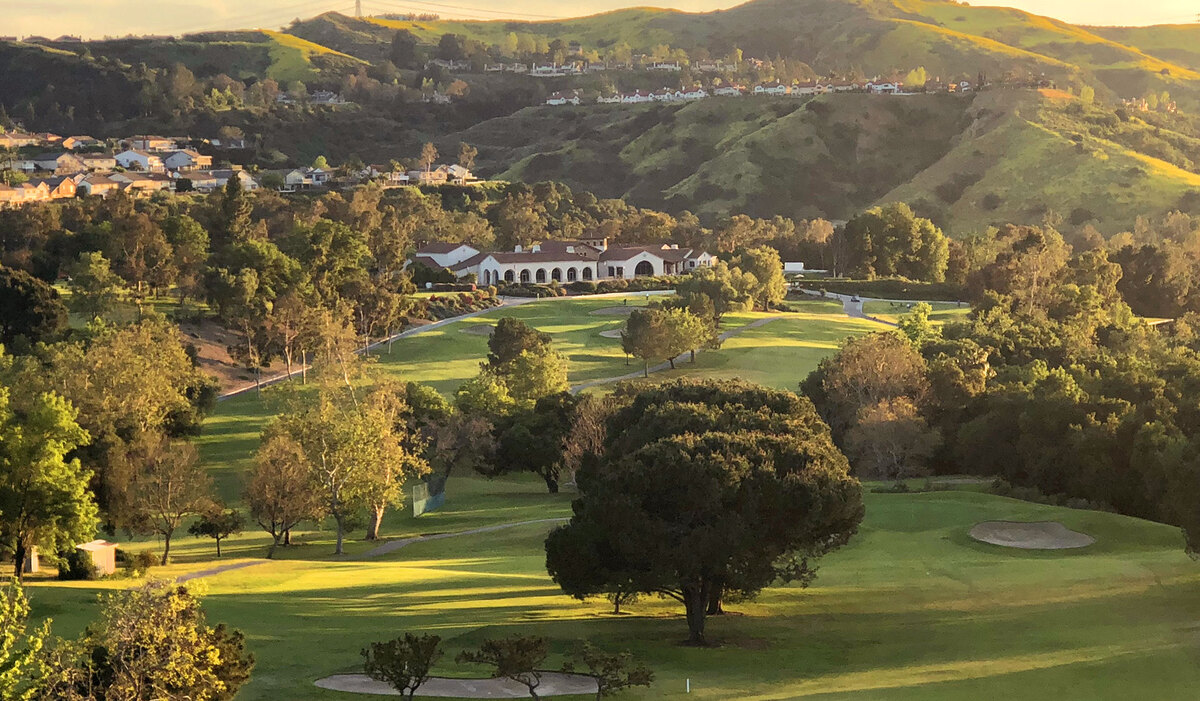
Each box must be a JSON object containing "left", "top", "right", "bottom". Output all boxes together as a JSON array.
[
  {"left": 315, "top": 673, "right": 598, "bottom": 698},
  {"left": 969, "top": 521, "right": 1095, "bottom": 550},
  {"left": 599, "top": 329, "right": 624, "bottom": 338},
  {"left": 460, "top": 324, "right": 495, "bottom": 336},
  {"left": 589, "top": 306, "right": 637, "bottom": 316}
]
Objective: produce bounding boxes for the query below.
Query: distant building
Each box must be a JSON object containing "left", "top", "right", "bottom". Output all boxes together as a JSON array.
[
  {"left": 546, "top": 90, "right": 581, "bottom": 106},
  {"left": 115, "top": 149, "right": 166, "bottom": 172}
]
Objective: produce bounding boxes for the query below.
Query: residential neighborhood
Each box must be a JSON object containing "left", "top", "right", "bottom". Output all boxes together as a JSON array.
[{"left": 0, "top": 128, "right": 484, "bottom": 208}]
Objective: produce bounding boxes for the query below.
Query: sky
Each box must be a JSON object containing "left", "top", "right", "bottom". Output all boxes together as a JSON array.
[{"left": 6, "top": 0, "right": 1198, "bottom": 40}]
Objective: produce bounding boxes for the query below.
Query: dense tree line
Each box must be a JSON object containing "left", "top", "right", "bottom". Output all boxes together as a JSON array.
[{"left": 805, "top": 221, "right": 1200, "bottom": 556}]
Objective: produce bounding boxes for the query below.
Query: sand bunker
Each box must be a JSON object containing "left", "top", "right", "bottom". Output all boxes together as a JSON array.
[
  {"left": 460, "top": 324, "right": 495, "bottom": 336},
  {"left": 589, "top": 306, "right": 637, "bottom": 316},
  {"left": 315, "top": 673, "right": 598, "bottom": 698},
  {"left": 969, "top": 521, "right": 1095, "bottom": 550},
  {"left": 598, "top": 329, "right": 624, "bottom": 338}
]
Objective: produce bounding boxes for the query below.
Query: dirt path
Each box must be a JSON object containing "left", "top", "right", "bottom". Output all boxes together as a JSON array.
[
  {"left": 570, "top": 315, "right": 788, "bottom": 393},
  {"left": 316, "top": 672, "right": 597, "bottom": 698},
  {"left": 351, "top": 518, "right": 568, "bottom": 560},
  {"left": 176, "top": 560, "right": 266, "bottom": 583}
]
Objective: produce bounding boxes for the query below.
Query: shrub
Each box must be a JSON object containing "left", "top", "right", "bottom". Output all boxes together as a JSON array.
[
  {"left": 57, "top": 549, "right": 98, "bottom": 580},
  {"left": 120, "top": 550, "right": 158, "bottom": 578}
]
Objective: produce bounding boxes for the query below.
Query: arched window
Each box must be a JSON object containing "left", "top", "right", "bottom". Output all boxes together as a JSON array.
[
  {"left": 504, "top": 269, "right": 515, "bottom": 283},
  {"left": 519, "top": 269, "right": 530, "bottom": 283},
  {"left": 483, "top": 270, "right": 491, "bottom": 284},
  {"left": 634, "top": 260, "right": 654, "bottom": 277},
  {"left": 551, "top": 268, "right": 562, "bottom": 281},
  {"left": 535, "top": 269, "right": 547, "bottom": 283},
  {"left": 566, "top": 267, "right": 577, "bottom": 281},
  {"left": 581, "top": 267, "right": 593, "bottom": 280}
]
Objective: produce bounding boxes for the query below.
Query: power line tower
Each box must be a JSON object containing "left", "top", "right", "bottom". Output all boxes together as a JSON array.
[{"left": 356, "top": 0, "right": 363, "bottom": 18}]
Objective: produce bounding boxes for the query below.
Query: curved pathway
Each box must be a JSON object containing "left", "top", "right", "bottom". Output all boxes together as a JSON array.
[
  {"left": 316, "top": 672, "right": 597, "bottom": 698},
  {"left": 219, "top": 291, "right": 675, "bottom": 401},
  {"left": 351, "top": 518, "right": 568, "bottom": 560}
]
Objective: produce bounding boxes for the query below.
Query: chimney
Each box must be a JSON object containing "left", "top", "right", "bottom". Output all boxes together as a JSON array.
[
  {"left": 566, "top": 245, "right": 574, "bottom": 254},
  {"left": 531, "top": 244, "right": 541, "bottom": 253},
  {"left": 514, "top": 244, "right": 523, "bottom": 252},
  {"left": 600, "top": 237, "right": 609, "bottom": 251}
]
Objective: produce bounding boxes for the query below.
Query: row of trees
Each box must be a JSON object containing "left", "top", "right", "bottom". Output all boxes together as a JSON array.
[{"left": 361, "top": 632, "right": 652, "bottom": 701}]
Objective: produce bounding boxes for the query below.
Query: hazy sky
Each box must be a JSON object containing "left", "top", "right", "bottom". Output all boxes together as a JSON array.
[{"left": 7, "top": 0, "right": 1198, "bottom": 40}]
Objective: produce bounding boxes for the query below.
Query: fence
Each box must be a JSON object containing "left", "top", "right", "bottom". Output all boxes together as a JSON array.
[{"left": 412, "top": 480, "right": 446, "bottom": 517}]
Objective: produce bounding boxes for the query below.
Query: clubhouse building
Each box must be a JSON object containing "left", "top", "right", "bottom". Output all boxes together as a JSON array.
[{"left": 409, "top": 239, "right": 715, "bottom": 285}]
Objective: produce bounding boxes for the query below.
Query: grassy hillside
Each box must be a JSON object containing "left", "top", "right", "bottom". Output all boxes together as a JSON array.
[
  {"left": 1091, "top": 25, "right": 1200, "bottom": 73},
  {"left": 296, "top": 0, "right": 1200, "bottom": 106},
  {"left": 882, "top": 90, "right": 1200, "bottom": 234},
  {"left": 450, "top": 89, "right": 1200, "bottom": 234},
  {"left": 451, "top": 93, "right": 971, "bottom": 221}
]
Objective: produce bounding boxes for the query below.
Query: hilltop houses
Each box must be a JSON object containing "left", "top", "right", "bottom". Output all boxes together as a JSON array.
[
  {"left": 115, "top": 149, "right": 166, "bottom": 172},
  {"left": 408, "top": 239, "right": 715, "bottom": 285},
  {"left": 546, "top": 90, "right": 581, "bottom": 106}
]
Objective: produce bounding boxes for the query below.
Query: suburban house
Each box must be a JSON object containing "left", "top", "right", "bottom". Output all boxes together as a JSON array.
[
  {"left": 31, "top": 152, "right": 86, "bottom": 173},
  {"left": 546, "top": 90, "right": 581, "bottom": 106},
  {"left": 867, "top": 82, "right": 902, "bottom": 94},
  {"left": 408, "top": 164, "right": 476, "bottom": 186},
  {"left": 713, "top": 85, "right": 746, "bottom": 96},
  {"left": 648, "top": 61, "right": 682, "bottom": 71},
  {"left": 61, "top": 135, "right": 102, "bottom": 150},
  {"left": 0, "top": 131, "right": 39, "bottom": 148},
  {"left": 410, "top": 239, "right": 715, "bottom": 285},
  {"left": 597, "top": 93, "right": 622, "bottom": 104},
  {"left": 620, "top": 90, "right": 654, "bottom": 104},
  {"left": 754, "top": 82, "right": 790, "bottom": 95},
  {"left": 115, "top": 149, "right": 166, "bottom": 172},
  {"left": 79, "top": 153, "right": 118, "bottom": 171},
  {"left": 177, "top": 171, "right": 219, "bottom": 191},
  {"left": 29, "top": 176, "right": 77, "bottom": 199},
  {"left": 212, "top": 169, "right": 260, "bottom": 190},
  {"left": 74, "top": 173, "right": 121, "bottom": 197},
  {"left": 283, "top": 167, "right": 331, "bottom": 190},
  {"left": 127, "top": 135, "right": 177, "bottom": 151},
  {"left": 110, "top": 171, "right": 173, "bottom": 194},
  {"left": 162, "top": 149, "right": 213, "bottom": 171},
  {"left": 309, "top": 90, "right": 346, "bottom": 105}
]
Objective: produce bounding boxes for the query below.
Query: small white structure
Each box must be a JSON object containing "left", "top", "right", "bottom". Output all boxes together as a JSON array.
[
  {"left": 77, "top": 539, "right": 118, "bottom": 576},
  {"left": 162, "top": 149, "right": 212, "bottom": 171}
]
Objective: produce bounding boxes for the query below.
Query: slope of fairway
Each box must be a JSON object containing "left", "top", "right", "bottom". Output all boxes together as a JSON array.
[
  {"left": 195, "top": 295, "right": 869, "bottom": 501},
  {"left": 26, "top": 486, "right": 1200, "bottom": 700}
]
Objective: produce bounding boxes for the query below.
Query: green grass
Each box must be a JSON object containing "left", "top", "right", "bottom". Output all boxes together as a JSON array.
[
  {"left": 195, "top": 295, "right": 882, "bottom": 502},
  {"left": 55, "top": 295, "right": 1200, "bottom": 700},
  {"left": 862, "top": 300, "right": 970, "bottom": 324},
  {"left": 26, "top": 485, "right": 1200, "bottom": 700}
]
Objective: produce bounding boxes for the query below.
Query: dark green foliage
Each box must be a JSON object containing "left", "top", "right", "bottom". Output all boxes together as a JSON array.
[
  {"left": 487, "top": 317, "right": 552, "bottom": 368},
  {"left": 188, "top": 509, "right": 245, "bottom": 558},
  {"left": 362, "top": 633, "right": 442, "bottom": 700},
  {"left": 561, "top": 642, "right": 653, "bottom": 700},
  {"left": 491, "top": 392, "right": 577, "bottom": 493},
  {"left": 841, "top": 202, "right": 950, "bottom": 281},
  {"left": 546, "top": 379, "right": 862, "bottom": 645},
  {"left": 0, "top": 265, "right": 68, "bottom": 347},
  {"left": 456, "top": 635, "right": 548, "bottom": 698},
  {"left": 56, "top": 549, "right": 98, "bottom": 581}
]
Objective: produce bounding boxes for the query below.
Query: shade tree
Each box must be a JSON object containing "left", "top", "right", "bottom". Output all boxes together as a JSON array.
[{"left": 247, "top": 434, "right": 325, "bottom": 558}]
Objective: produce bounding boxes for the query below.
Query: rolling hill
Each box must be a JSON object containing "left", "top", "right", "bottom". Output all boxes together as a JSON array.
[
  {"left": 288, "top": 0, "right": 1200, "bottom": 107},
  {"left": 442, "top": 89, "right": 1200, "bottom": 235}
]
